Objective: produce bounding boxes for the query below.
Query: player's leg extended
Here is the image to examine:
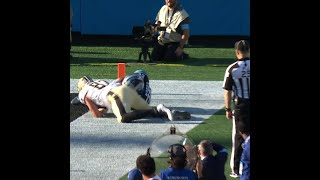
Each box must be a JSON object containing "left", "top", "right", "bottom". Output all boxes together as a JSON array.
[{"left": 124, "top": 87, "right": 173, "bottom": 120}]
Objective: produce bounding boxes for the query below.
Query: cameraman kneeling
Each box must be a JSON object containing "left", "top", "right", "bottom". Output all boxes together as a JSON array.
[{"left": 151, "top": 0, "right": 190, "bottom": 62}]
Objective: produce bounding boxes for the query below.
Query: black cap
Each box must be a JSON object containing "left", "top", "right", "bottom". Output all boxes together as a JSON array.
[{"left": 168, "top": 144, "right": 187, "bottom": 158}]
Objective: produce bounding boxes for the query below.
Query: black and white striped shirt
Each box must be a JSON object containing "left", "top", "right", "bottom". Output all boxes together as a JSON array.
[{"left": 222, "top": 57, "right": 250, "bottom": 99}]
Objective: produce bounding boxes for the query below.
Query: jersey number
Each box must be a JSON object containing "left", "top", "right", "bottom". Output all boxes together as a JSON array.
[
  {"left": 89, "top": 82, "right": 106, "bottom": 89},
  {"left": 241, "top": 70, "right": 250, "bottom": 78}
]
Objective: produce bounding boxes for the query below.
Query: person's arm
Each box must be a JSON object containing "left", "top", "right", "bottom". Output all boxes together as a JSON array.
[
  {"left": 175, "top": 24, "right": 190, "bottom": 57},
  {"left": 212, "top": 142, "right": 228, "bottom": 164},
  {"left": 211, "top": 142, "right": 226, "bottom": 153},
  {"left": 179, "top": 28, "right": 189, "bottom": 48},
  {"left": 115, "top": 77, "right": 124, "bottom": 84},
  {"left": 108, "top": 78, "right": 123, "bottom": 87},
  {"left": 98, "top": 107, "right": 108, "bottom": 114},
  {"left": 224, "top": 90, "right": 233, "bottom": 119},
  {"left": 84, "top": 95, "right": 105, "bottom": 117}
]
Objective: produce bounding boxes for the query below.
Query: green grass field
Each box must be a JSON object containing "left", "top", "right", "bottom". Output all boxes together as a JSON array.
[
  {"left": 70, "top": 46, "right": 235, "bottom": 80},
  {"left": 71, "top": 46, "right": 237, "bottom": 180}
]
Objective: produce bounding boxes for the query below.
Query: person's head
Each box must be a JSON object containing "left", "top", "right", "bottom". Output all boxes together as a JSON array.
[
  {"left": 77, "top": 76, "right": 93, "bottom": 92},
  {"left": 167, "top": 144, "right": 187, "bottom": 169},
  {"left": 136, "top": 155, "right": 156, "bottom": 178},
  {"left": 238, "top": 121, "right": 250, "bottom": 139},
  {"left": 198, "top": 140, "right": 213, "bottom": 157},
  {"left": 166, "top": 0, "right": 178, "bottom": 9},
  {"left": 234, "top": 40, "right": 250, "bottom": 59}
]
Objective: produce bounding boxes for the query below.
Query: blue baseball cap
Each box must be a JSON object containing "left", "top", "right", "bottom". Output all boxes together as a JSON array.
[{"left": 128, "top": 168, "right": 142, "bottom": 180}]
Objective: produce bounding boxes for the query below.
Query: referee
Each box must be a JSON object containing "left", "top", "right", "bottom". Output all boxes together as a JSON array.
[{"left": 222, "top": 40, "right": 250, "bottom": 178}]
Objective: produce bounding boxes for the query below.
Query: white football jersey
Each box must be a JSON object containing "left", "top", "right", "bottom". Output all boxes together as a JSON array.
[{"left": 78, "top": 79, "right": 121, "bottom": 110}]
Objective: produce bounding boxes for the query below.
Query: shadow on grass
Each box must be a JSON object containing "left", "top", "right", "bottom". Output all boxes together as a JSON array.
[
  {"left": 70, "top": 57, "right": 135, "bottom": 64},
  {"left": 71, "top": 33, "right": 249, "bottom": 48},
  {"left": 70, "top": 56, "right": 235, "bottom": 67},
  {"left": 176, "top": 57, "right": 235, "bottom": 66},
  {"left": 70, "top": 50, "right": 111, "bottom": 55}
]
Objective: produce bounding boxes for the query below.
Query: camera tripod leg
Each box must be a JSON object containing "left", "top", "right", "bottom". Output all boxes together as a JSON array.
[
  {"left": 138, "top": 52, "right": 143, "bottom": 62},
  {"left": 143, "top": 52, "right": 148, "bottom": 63},
  {"left": 147, "top": 52, "right": 152, "bottom": 62}
]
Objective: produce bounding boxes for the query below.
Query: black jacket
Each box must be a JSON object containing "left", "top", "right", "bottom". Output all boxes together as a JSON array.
[{"left": 198, "top": 143, "right": 228, "bottom": 180}]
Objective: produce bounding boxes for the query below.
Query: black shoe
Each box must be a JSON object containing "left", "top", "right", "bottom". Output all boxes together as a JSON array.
[{"left": 172, "top": 110, "right": 191, "bottom": 120}]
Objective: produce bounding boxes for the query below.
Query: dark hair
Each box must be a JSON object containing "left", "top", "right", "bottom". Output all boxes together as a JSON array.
[
  {"left": 238, "top": 121, "right": 250, "bottom": 135},
  {"left": 168, "top": 144, "right": 187, "bottom": 159},
  {"left": 234, "top": 40, "right": 250, "bottom": 53},
  {"left": 167, "top": 144, "right": 187, "bottom": 169},
  {"left": 136, "top": 155, "right": 156, "bottom": 176}
]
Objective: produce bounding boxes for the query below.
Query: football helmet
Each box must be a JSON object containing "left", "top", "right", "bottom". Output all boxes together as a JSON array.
[
  {"left": 134, "top": 69, "right": 147, "bottom": 76},
  {"left": 127, "top": 70, "right": 151, "bottom": 103},
  {"left": 77, "top": 76, "right": 93, "bottom": 92},
  {"left": 122, "top": 74, "right": 144, "bottom": 92}
]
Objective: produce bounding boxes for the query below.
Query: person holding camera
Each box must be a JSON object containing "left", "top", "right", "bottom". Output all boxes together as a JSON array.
[
  {"left": 151, "top": 0, "right": 190, "bottom": 62},
  {"left": 195, "top": 140, "right": 228, "bottom": 180}
]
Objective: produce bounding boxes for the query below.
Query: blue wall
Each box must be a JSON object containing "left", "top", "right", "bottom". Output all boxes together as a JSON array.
[{"left": 71, "top": 0, "right": 250, "bottom": 36}]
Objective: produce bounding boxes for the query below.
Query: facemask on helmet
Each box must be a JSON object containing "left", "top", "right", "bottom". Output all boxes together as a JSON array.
[{"left": 77, "top": 76, "right": 93, "bottom": 92}]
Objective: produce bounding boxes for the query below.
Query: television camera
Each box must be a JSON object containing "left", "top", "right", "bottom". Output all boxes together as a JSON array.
[{"left": 132, "top": 20, "right": 157, "bottom": 63}]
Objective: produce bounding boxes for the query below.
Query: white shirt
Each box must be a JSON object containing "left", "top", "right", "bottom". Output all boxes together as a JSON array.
[{"left": 148, "top": 175, "right": 161, "bottom": 180}]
